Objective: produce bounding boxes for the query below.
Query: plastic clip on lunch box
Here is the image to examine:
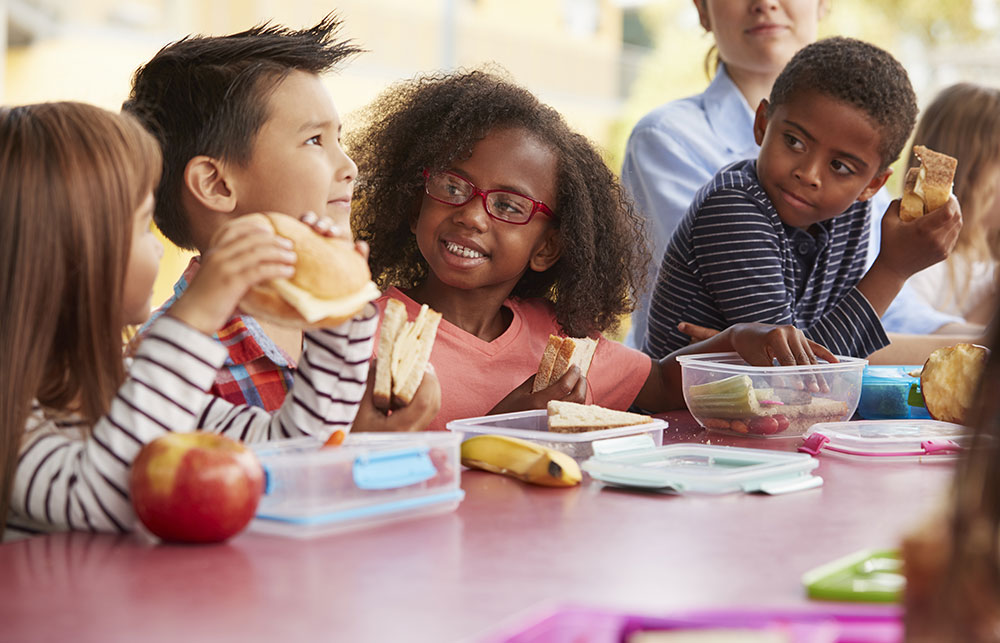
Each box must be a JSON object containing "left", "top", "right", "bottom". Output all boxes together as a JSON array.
[
  {"left": 250, "top": 432, "right": 464, "bottom": 538},
  {"left": 799, "top": 419, "right": 969, "bottom": 461},
  {"left": 857, "top": 365, "right": 931, "bottom": 420},
  {"left": 581, "top": 436, "right": 822, "bottom": 495},
  {"left": 446, "top": 409, "right": 666, "bottom": 460}
]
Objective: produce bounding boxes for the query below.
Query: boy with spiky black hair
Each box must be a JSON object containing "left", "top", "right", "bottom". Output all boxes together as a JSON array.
[
  {"left": 644, "top": 36, "right": 963, "bottom": 360},
  {"left": 124, "top": 16, "right": 439, "bottom": 430}
]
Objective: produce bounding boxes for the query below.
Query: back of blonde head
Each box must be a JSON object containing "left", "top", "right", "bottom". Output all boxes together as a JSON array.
[
  {"left": 0, "top": 102, "right": 161, "bottom": 538},
  {"left": 908, "top": 83, "right": 1000, "bottom": 259}
]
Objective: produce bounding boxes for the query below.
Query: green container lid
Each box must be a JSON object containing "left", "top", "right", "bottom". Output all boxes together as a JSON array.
[{"left": 803, "top": 549, "right": 903, "bottom": 603}]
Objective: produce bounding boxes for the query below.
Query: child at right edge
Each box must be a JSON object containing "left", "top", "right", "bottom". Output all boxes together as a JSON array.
[{"left": 644, "top": 37, "right": 963, "bottom": 360}]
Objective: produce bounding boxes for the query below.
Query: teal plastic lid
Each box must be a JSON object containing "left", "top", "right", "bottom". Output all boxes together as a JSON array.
[
  {"left": 803, "top": 549, "right": 903, "bottom": 603},
  {"left": 582, "top": 443, "right": 822, "bottom": 495}
]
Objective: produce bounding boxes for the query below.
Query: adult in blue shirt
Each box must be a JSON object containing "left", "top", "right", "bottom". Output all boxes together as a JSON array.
[{"left": 622, "top": 0, "right": 981, "bottom": 361}]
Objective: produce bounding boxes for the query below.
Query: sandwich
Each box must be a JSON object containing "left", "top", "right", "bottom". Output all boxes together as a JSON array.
[
  {"left": 547, "top": 400, "right": 651, "bottom": 433},
  {"left": 373, "top": 298, "right": 442, "bottom": 410},
  {"left": 687, "top": 374, "right": 850, "bottom": 434},
  {"left": 237, "top": 213, "right": 381, "bottom": 328},
  {"left": 532, "top": 335, "right": 598, "bottom": 392},
  {"left": 899, "top": 145, "right": 958, "bottom": 222}
]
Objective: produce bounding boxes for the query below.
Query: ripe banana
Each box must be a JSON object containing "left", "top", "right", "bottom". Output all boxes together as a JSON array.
[{"left": 460, "top": 435, "right": 581, "bottom": 487}]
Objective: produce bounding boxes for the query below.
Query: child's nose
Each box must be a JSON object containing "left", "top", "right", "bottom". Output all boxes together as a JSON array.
[
  {"left": 331, "top": 146, "right": 357, "bottom": 183},
  {"left": 451, "top": 195, "right": 491, "bottom": 231},
  {"left": 794, "top": 158, "right": 822, "bottom": 188}
]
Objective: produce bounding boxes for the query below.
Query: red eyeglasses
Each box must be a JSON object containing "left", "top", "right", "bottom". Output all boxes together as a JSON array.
[{"left": 423, "top": 169, "right": 555, "bottom": 225}]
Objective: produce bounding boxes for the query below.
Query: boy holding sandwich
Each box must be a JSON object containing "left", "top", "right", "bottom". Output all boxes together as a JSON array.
[
  {"left": 125, "top": 16, "right": 439, "bottom": 430},
  {"left": 644, "top": 37, "right": 963, "bottom": 360}
]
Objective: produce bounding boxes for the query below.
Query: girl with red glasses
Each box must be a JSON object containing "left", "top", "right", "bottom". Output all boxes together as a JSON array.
[{"left": 349, "top": 70, "right": 834, "bottom": 429}]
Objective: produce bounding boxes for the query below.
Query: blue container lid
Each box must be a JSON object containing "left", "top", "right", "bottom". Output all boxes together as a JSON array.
[{"left": 862, "top": 365, "right": 922, "bottom": 384}]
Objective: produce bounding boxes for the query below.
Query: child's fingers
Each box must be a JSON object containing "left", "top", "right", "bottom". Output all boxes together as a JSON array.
[
  {"left": 209, "top": 231, "right": 298, "bottom": 271},
  {"left": 568, "top": 372, "right": 587, "bottom": 402},
  {"left": 210, "top": 216, "right": 284, "bottom": 249},
  {"left": 678, "top": 321, "right": 719, "bottom": 342},
  {"left": 299, "top": 211, "right": 352, "bottom": 240},
  {"left": 807, "top": 340, "right": 838, "bottom": 364},
  {"left": 547, "top": 365, "right": 583, "bottom": 399},
  {"left": 388, "top": 371, "right": 441, "bottom": 430},
  {"left": 787, "top": 337, "right": 824, "bottom": 393}
]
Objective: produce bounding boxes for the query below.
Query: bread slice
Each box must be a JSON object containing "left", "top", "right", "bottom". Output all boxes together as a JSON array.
[
  {"left": 392, "top": 305, "right": 442, "bottom": 404},
  {"left": 532, "top": 336, "right": 598, "bottom": 392},
  {"left": 900, "top": 145, "right": 958, "bottom": 222},
  {"left": 547, "top": 400, "right": 650, "bottom": 433},
  {"left": 372, "top": 299, "right": 442, "bottom": 410},
  {"left": 373, "top": 299, "right": 407, "bottom": 410},
  {"left": 532, "top": 335, "right": 563, "bottom": 393},
  {"left": 900, "top": 167, "right": 924, "bottom": 222}
]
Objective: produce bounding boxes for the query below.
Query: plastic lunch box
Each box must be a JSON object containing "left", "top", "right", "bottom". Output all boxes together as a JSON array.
[
  {"left": 857, "top": 365, "right": 931, "bottom": 420},
  {"left": 480, "top": 604, "right": 901, "bottom": 643},
  {"left": 799, "top": 419, "right": 969, "bottom": 461},
  {"left": 677, "top": 352, "right": 865, "bottom": 439},
  {"left": 446, "top": 409, "right": 666, "bottom": 460},
  {"left": 582, "top": 438, "right": 822, "bottom": 495},
  {"left": 250, "top": 432, "right": 464, "bottom": 538}
]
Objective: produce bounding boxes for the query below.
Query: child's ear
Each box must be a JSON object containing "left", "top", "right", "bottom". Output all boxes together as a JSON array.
[
  {"left": 693, "top": 0, "right": 711, "bottom": 32},
  {"left": 753, "top": 100, "right": 770, "bottom": 146},
  {"left": 858, "top": 167, "right": 893, "bottom": 202},
  {"left": 185, "top": 156, "right": 237, "bottom": 213},
  {"left": 529, "top": 228, "right": 561, "bottom": 272},
  {"left": 818, "top": 0, "right": 830, "bottom": 21}
]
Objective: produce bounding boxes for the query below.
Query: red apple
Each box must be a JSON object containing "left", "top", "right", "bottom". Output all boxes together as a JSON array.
[{"left": 129, "top": 432, "right": 265, "bottom": 543}]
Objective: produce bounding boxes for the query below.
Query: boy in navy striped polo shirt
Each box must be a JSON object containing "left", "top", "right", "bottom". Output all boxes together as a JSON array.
[{"left": 644, "top": 37, "right": 962, "bottom": 360}]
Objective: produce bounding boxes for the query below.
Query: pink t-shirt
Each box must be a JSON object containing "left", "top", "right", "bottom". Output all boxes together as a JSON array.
[{"left": 375, "top": 287, "right": 652, "bottom": 431}]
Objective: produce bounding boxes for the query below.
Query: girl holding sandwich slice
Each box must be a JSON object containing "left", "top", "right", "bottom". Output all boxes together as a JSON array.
[{"left": 349, "top": 70, "right": 837, "bottom": 431}]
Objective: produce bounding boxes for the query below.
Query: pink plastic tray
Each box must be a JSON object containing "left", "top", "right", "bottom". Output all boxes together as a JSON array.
[{"left": 480, "top": 604, "right": 901, "bottom": 643}]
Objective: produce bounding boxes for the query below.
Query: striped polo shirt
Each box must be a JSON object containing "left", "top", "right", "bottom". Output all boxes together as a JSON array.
[{"left": 643, "top": 159, "right": 889, "bottom": 359}]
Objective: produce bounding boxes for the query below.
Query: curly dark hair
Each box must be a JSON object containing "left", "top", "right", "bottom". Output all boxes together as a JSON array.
[
  {"left": 347, "top": 70, "right": 649, "bottom": 338},
  {"left": 122, "top": 14, "right": 363, "bottom": 250},
  {"left": 769, "top": 36, "right": 917, "bottom": 170}
]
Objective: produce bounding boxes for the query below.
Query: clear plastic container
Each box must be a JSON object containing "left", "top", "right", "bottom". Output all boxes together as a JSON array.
[
  {"left": 677, "top": 352, "right": 866, "bottom": 439},
  {"left": 446, "top": 409, "right": 665, "bottom": 460},
  {"left": 481, "top": 605, "right": 901, "bottom": 643},
  {"left": 249, "top": 432, "right": 463, "bottom": 538},
  {"left": 800, "top": 419, "right": 970, "bottom": 461},
  {"left": 582, "top": 443, "right": 822, "bottom": 495},
  {"left": 857, "top": 365, "right": 931, "bottom": 420}
]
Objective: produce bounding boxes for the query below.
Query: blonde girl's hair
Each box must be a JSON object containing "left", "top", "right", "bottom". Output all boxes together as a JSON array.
[
  {"left": 0, "top": 102, "right": 162, "bottom": 538},
  {"left": 916, "top": 318, "right": 1000, "bottom": 639},
  {"left": 906, "top": 83, "right": 1000, "bottom": 304}
]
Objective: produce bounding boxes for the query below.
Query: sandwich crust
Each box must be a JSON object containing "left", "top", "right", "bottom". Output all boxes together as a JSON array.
[{"left": 900, "top": 145, "right": 958, "bottom": 222}]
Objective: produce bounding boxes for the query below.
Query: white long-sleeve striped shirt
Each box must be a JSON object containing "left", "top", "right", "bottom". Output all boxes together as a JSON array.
[
  {"left": 644, "top": 159, "right": 889, "bottom": 360},
  {"left": 6, "top": 307, "right": 376, "bottom": 541}
]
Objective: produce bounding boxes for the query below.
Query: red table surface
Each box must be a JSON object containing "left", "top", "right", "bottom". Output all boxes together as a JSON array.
[{"left": 0, "top": 412, "right": 953, "bottom": 643}]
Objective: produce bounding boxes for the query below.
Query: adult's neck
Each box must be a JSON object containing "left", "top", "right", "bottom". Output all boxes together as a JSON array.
[{"left": 723, "top": 62, "right": 780, "bottom": 112}]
